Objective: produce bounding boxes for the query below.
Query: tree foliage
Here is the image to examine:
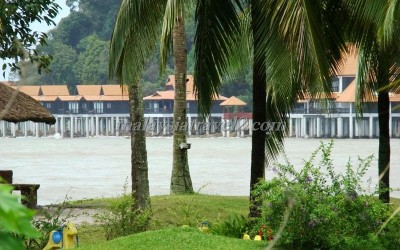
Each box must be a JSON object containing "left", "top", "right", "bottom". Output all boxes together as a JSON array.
[
  {"left": 12, "top": 0, "right": 251, "bottom": 101},
  {"left": 0, "top": 0, "right": 60, "bottom": 76},
  {"left": 74, "top": 34, "right": 109, "bottom": 84}
]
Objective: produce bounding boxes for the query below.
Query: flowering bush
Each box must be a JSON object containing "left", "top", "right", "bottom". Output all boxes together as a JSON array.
[{"left": 252, "top": 141, "right": 400, "bottom": 249}]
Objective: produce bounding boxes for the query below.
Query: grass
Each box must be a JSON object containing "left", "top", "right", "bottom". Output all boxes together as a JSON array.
[
  {"left": 68, "top": 195, "right": 249, "bottom": 247},
  {"left": 63, "top": 195, "right": 400, "bottom": 249},
  {"left": 77, "top": 227, "right": 267, "bottom": 250}
]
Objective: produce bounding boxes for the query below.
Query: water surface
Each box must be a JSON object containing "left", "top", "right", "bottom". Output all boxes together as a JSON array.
[{"left": 0, "top": 137, "right": 398, "bottom": 205}]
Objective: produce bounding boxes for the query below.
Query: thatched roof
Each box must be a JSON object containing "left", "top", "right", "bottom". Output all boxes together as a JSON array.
[{"left": 0, "top": 84, "right": 56, "bottom": 124}]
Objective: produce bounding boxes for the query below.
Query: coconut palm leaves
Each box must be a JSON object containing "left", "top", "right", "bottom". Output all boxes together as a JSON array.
[
  {"left": 109, "top": 0, "right": 168, "bottom": 210},
  {"left": 193, "top": 0, "right": 348, "bottom": 217},
  {"left": 194, "top": 0, "right": 243, "bottom": 114},
  {"left": 109, "top": 0, "right": 167, "bottom": 84},
  {"left": 345, "top": 0, "right": 400, "bottom": 202}
]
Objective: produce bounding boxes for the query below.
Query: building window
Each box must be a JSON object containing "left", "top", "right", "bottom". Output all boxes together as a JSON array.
[
  {"left": 107, "top": 103, "right": 112, "bottom": 109},
  {"left": 82, "top": 103, "right": 87, "bottom": 109},
  {"left": 46, "top": 103, "right": 51, "bottom": 109},
  {"left": 331, "top": 77, "right": 339, "bottom": 92},
  {"left": 94, "top": 102, "right": 103, "bottom": 113},
  {"left": 342, "top": 76, "right": 355, "bottom": 91},
  {"left": 68, "top": 102, "right": 79, "bottom": 114}
]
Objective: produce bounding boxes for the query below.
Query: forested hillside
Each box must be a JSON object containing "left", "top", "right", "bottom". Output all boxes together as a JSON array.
[{"left": 15, "top": 0, "right": 252, "bottom": 109}]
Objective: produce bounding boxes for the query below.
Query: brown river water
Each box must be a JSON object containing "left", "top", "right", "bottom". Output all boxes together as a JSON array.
[{"left": 0, "top": 137, "right": 399, "bottom": 205}]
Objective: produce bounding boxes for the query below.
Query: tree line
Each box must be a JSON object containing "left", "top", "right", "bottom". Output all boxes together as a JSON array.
[{"left": 11, "top": 0, "right": 253, "bottom": 105}]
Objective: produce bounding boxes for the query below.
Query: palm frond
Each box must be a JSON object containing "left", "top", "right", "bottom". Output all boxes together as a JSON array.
[
  {"left": 193, "top": 0, "right": 242, "bottom": 115},
  {"left": 344, "top": 0, "right": 386, "bottom": 51},
  {"left": 254, "top": 0, "right": 349, "bottom": 163},
  {"left": 265, "top": 93, "right": 289, "bottom": 165},
  {"left": 355, "top": 48, "right": 375, "bottom": 116},
  {"left": 382, "top": 0, "right": 400, "bottom": 47},
  {"left": 160, "top": 0, "right": 185, "bottom": 73},
  {"left": 109, "top": 0, "right": 167, "bottom": 84}
]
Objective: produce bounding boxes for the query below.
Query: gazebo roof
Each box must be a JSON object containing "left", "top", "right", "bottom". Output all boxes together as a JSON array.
[
  {"left": 0, "top": 84, "right": 56, "bottom": 124},
  {"left": 220, "top": 96, "right": 247, "bottom": 106}
]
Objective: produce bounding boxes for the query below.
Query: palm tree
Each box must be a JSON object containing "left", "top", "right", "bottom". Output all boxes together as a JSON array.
[
  {"left": 193, "top": 0, "right": 347, "bottom": 217},
  {"left": 110, "top": 0, "right": 195, "bottom": 204},
  {"left": 346, "top": 1, "right": 400, "bottom": 203},
  {"left": 109, "top": 1, "right": 167, "bottom": 210},
  {"left": 160, "top": 1, "right": 193, "bottom": 194}
]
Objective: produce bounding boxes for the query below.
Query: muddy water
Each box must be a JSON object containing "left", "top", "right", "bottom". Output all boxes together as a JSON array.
[{"left": 0, "top": 137, "right": 399, "bottom": 205}]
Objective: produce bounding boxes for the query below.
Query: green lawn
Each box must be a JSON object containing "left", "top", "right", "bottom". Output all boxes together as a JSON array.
[
  {"left": 67, "top": 195, "right": 400, "bottom": 249},
  {"left": 77, "top": 227, "right": 267, "bottom": 250},
  {"left": 70, "top": 195, "right": 249, "bottom": 247}
]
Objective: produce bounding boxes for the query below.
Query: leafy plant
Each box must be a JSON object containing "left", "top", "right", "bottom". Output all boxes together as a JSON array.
[
  {"left": 165, "top": 194, "right": 204, "bottom": 227},
  {"left": 210, "top": 214, "right": 248, "bottom": 239},
  {"left": 164, "top": 186, "right": 208, "bottom": 227},
  {"left": 0, "top": 184, "right": 39, "bottom": 250},
  {"left": 252, "top": 141, "right": 400, "bottom": 249},
  {"left": 95, "top": 184, "right": 151, "bottom": 240}
]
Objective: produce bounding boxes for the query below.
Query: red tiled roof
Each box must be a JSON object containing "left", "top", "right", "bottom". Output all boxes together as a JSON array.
[
  {"left": 40, "top": 85, "right": 69, "bottom": 96},
  {"left": 336, "top": 80, "right": 377, "bottom": 102},
  {"left": 220, "top": 96, "right": 247, "bottom": 106},
  {"left": 12, "top": 86, "right": 41, "bottom": 96},
  {"left": 76, "top": 85, "right": 102, "bottom": 96},
  {"left": 144, "top": 91, "right": 175, "bottom": 100},
  {"left": 39, "top": 96, "right": 58, "bottom": 101},
  {"left": 100, "top": 95, "right": 129, "bottom": 101},
  {"left": 101, "top": 85, "right": 128, "bottom": 96},
  {"left": 336, "top": 51, "right": 358, "bottom": 76},
  {"left": 82, "top": 95, "right": 102, "bottom": 101},
  {"left": 57, "top": 96, "right": 83, "bottom": 101},
  {"left": 390, "top": 93, "right": 400, "bottom": 102}
]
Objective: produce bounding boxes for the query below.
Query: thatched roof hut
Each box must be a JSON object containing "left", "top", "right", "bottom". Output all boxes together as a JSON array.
[{"left": 0, "top": 84, "right": 56, "bottom": 124}]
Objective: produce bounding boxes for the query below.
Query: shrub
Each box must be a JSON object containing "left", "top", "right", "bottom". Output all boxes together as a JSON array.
[
  {"left": 95, "top": 193, "right": 151, "bottom": 240},
  {"left": 210, "top": 214, "right": 248, "bottom": 238},
  {"left": 165, "top": 194, "right": 204, "bottom": 227},
  {"left": 252, "top": 141, "right": 400, "bottom": 249}
]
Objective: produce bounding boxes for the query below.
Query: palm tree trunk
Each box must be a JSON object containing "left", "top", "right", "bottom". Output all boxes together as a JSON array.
[
  {"left": 170, "top": 14, "right": 193, "bottom": 194},
  {"left": 378, "top": 91, "right": 390, "bottom": 203},
  {"left": 249, "top": 1, "right": 266, "bottom": 218},
  {"left": 128, "top": 82, "right": 151, "bottom": 210}
]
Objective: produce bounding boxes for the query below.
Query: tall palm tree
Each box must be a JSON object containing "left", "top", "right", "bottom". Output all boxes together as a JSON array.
[
  {"left": 346, "top": 0, "right": 400, "bottom": 203},
  {"left": 109, "top": 0, "right": 167, "bottom": 210},
  {"left": 194, "top": 0, "right": 347, "bottom": 217},
  {"left": 110, "top": 0, "right": 195, "bottom": 200},
  {"left": 160, "top": 1, "right": 193, "bottom": 194}
]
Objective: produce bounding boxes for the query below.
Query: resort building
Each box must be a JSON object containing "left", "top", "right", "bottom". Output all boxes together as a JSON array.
[
  {"left": 1, "top": 64, "right": 400, "bottom": 138},
  {"left": 289, "top": 53, "right": 400, "bottom": 138}
]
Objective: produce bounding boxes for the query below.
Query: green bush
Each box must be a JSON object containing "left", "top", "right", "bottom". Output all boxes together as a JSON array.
[
  {"left": 165, "top": 194, "right": 204, "bottom": 227},
  {"left": 210, "top": 214, "right": 248, "bottom": 239},
  {"left": 95, "top": 194, "right": 151, "bottom": 240},
  {"left": 0, "top": 184, "right": 39, "bottom": 250},
  {"left": 252, "top": 141, "right": 400, "bottom": 249}
]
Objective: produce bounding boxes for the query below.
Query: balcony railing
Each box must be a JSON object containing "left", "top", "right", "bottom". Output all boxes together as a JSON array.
[
  {"left": 291, "top": 107, "right": 353, "bottom": 114},
  {"left": 145, "top": 107, "right": 173, "bottom": 114}
]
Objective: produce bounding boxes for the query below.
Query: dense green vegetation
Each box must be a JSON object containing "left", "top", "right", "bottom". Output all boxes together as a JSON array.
[{"left": 13, "top": 0, "right": 253, "bottom": 105}]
